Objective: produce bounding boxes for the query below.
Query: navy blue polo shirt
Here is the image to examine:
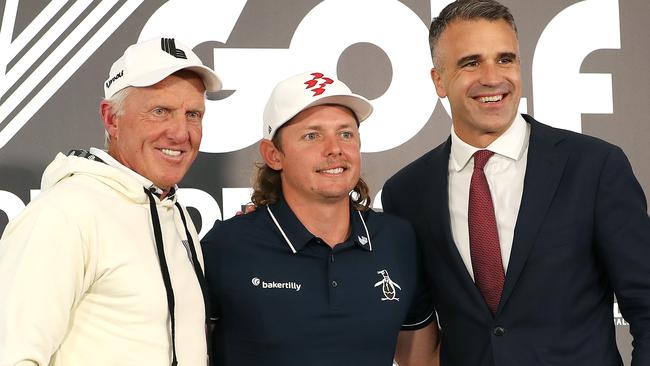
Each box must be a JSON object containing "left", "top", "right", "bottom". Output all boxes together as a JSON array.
[{"left": 201, "top": 198, "right": 434, "bottom": 366}]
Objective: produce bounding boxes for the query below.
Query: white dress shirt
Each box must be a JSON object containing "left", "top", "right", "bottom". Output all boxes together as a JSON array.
[{"left": 448, "top": 114, "right": 530, "bottom": 279}]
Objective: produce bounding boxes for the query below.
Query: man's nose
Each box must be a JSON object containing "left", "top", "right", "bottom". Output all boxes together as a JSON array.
[
  {"left": 323, "top": 134, "right": 342, "bottom": 156},
  {"left": 479, "top": 62, "right": 501, "bottom": 86},
  {"left": 166, "top": 113, "right": 190, "bottom": 142}
]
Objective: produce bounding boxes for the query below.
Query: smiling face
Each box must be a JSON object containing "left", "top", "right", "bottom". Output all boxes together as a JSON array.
[
  {"left": 431, "top": 19, "right": 522, "bottom": 148},
  {"left": 101, "top": 71, "right": 206, "bottom": 196},
  {"left": 261, "top": 104, "right": 361, "bottom": 207}
]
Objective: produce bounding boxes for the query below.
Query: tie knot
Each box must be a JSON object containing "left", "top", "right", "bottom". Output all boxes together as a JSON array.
[{"left": 473, "top": 150, "right": 494, "bottom": 170}]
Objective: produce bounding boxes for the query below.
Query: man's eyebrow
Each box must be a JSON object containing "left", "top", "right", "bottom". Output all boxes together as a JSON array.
[
  {"left": 302, "top": 122, "right": 356, "bottom": 131},
  {"left": 336, "top": 121, "right": 357, "bottom": 129},
  {"left": 456, "top": 54, "right": 480, "bottom": 67},
  {"left": 187, "top": 106, "right": 206, "bottom": 113},
  {"left": 304, "top": 124, "right": 323, "bottom": 131},
  {"left": 498, "top": 52, "right": 518, "bottom": 60}
]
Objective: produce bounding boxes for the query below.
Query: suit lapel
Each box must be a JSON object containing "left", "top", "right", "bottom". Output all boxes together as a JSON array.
[
  {"left": 425, "top": 138, "right": 485, "bottom": 296},
  {"left": 498, "top": 116, "right": 568, "bottom": 312},
  {"left": 424, "top": 138, "right": 453, "bottom": 244}
]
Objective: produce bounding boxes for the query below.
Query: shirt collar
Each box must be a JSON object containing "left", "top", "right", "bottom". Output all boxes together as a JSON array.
[
  {"left": 88, "top": 147, "right": 177, "bottom": 199},
  {"left": 450, "top": 113, "right": 529, "bottom": 172},
  {"left": 265, "top": 197, "right": 373, "bottom": 254}
]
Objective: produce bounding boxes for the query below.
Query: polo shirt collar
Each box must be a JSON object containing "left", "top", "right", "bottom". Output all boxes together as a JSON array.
[
  {"left": 266, "top": 197, "right": 373, "bottom": 254},
  {"left": 350, "top": 207, "right": 373, "bottom": 251},
  {"left": 450, "top": 113, "right": 528, "bottom": 172}
]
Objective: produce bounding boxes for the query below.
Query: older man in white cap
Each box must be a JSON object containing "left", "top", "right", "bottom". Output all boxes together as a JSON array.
[
  {"left": 201, "top": 71, "right": 439, "bottom": 366},
  {"left": 0, "top": 37, "right": 221, "bottom": 366}
]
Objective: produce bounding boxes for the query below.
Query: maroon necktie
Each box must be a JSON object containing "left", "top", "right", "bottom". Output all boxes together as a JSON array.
[{"left": 468, "top": 150, "right": 504, "bottom": 314}]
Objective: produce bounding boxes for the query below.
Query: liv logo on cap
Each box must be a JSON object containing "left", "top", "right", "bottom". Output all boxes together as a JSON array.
[{"left": 160, "top": 38, "right": 187, "bottom": 59}]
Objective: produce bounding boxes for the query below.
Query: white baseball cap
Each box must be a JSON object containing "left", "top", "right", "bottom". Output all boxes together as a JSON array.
[
  {"left": 103, "top": 37, "right": 222, "bottom": 98},
  {"left": 262, "top": 71, "right": 373, "bottom": 140}
]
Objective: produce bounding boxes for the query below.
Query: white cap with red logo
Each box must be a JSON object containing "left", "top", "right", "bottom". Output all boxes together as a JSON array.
[{"left": 262, "top": 71, "right": 373, "bottom": 140}]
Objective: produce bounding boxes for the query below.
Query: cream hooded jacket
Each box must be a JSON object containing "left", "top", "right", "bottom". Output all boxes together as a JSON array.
[{"left": 0, "top": 151, "right": 206, "bottom": 365}]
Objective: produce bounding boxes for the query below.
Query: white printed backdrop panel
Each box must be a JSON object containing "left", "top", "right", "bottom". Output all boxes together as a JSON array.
[{"left": 1, "top": 1, "right": 648, "bottom": 363}]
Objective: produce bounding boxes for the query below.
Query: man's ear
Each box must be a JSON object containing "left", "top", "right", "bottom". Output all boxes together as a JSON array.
[
  {"left": 431, "top": 67, "right": 447, "bottom": 98},
  {"left": 99, "top": 100, "right": 119, "bottom": 141},
  {"left": 259, "top": 139, "right": 283, "bottom": 170}
]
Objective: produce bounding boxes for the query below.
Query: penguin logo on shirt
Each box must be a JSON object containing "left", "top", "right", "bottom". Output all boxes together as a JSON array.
[{"left": 374, "top": 269, "right": 401, "bottom": 301}]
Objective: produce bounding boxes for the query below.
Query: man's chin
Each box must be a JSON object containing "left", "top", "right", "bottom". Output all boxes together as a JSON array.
[
  {"left": 319, "top": 187, "right": 357, "bottom": 202},
  {"left": 152, "top": 174, "right": 184, "bottom": 192}
]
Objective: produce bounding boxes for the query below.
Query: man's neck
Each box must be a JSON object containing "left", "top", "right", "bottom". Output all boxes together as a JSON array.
[
  {"left": 452, "top": 115, "right": 518, "bottom": 148},
  {"left": 99, "top": 148, "right": 173, "bottom": 200},
  {"left": 284, "top": 195, "right": 351, "bottom": 248}
]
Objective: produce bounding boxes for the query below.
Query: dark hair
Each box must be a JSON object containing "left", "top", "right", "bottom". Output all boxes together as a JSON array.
[
  {"left": 251, "top": 122, "right": 371, "bottom": 211},
  {"left": 429, "top": 0, "right": 517, "bottom": 66}
]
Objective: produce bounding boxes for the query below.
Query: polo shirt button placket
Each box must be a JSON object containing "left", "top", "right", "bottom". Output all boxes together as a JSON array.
[{"left": 327, "top": 246, "right": 342, "bottom": 310}]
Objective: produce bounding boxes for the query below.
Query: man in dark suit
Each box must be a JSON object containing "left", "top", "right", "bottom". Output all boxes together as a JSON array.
[{"left": 381, "top": 1, "right": 650, "bottom": 365}]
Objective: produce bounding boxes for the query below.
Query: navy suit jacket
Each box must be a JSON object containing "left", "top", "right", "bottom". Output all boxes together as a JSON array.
[{"left": 382, "top": 114, "right": 650, "bottom": 366}]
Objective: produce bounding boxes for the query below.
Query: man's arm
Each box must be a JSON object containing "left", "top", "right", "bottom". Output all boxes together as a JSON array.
[
  {"left": 594, "top": 146, "right": 650, "bottom": 366},
  {"left": 200, "top": 219, "right": 226, "bottom": 366},
  {"left": 384, "top": 177, "right": 439, "bottom": 365},
  {"left": 0, "top": 202, "right": 87, "bottom": 365},
  {"left": 394, "top": 322, "right": 440, "bottom": 366},
  {"left": 381, "top": 182, "right": 396, "bottom": 214}
]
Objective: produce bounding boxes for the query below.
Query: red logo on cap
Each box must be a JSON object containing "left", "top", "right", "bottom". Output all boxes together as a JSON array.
[{"left": 304, "top": 72, "right": 334, "bottom": 96}]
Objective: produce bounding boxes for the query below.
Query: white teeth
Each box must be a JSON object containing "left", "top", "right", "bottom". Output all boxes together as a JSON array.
[
  {"left": 321, "top": 167, "right": 344, "bottom": 174},
  {"left": 161, "top": 148, "right": 181, "bottom": 157},
  {"left": 478, "top": 95, "right": 503, "bottom": 103}
]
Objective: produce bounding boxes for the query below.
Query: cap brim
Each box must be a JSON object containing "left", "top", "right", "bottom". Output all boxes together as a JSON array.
[
  {"left": 130, "top": 64, "right": 222, "bottom": 92},
  {"left": 285, "top": 94, "right": 373, "bottom": 126}
]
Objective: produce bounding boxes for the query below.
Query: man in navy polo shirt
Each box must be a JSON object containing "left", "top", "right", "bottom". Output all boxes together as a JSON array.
[{"left": 202, "top": 71, "right": 438, "bottom": 365}]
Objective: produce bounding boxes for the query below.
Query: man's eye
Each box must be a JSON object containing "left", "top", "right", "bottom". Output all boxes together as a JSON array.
[
  {"left": 152, "top": 107, "right": 167, "bottom": 116},
  {"left": 499, "top": 57, "right": 513, "bottom": 64},
  {"left": 304, "top": 132, "right": 317, "bottom": 140},
  {"left": 187, "top": 111, "right": 201, "bottom": 120},
  {"left": 463, "top": 61, "right": 479, "bottom": 68},
  {"left": 341, "top": 131, "right": 354, "bottom": 139}
]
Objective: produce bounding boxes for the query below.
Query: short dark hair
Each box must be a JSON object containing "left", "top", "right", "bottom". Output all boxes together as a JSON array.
[{"left": 429, "top": 0, "right": 517, "bottom": 67}]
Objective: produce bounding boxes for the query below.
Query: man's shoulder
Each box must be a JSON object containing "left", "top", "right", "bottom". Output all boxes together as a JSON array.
[
  {"left": 201, "top": 208, "right": 271, "bottom": 246},
  {"left": 27, "top": 174, "right": 104, "bottom": 214},
  {"left": 2, "top": 175, "right": 122, "bottom": 241},
  {"left": 525, "top": 114, "right": 617, "bottom": 153},
  {"left": 362, "top": 209, "right": 417, "bottom": 249},
  {"left": 384, "top": 139, "right": 449, "bottom": 189},
  {"left": 364, "top": 209, "right": 414, "bottom": 233}
]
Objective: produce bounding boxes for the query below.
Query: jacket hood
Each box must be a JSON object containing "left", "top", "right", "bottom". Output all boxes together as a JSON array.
[{"left": 41, "top": 152, "right": 169, "bottom": 205}]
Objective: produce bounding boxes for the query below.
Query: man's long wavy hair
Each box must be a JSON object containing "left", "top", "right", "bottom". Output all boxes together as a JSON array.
[{"left": 251, "top": 122, "right": 371, "bottom": 211}]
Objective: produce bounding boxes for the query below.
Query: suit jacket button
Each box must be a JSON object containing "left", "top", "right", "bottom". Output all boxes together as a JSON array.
[{"left": 493, "top": 326, "right": 506, "bottom": 336}]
